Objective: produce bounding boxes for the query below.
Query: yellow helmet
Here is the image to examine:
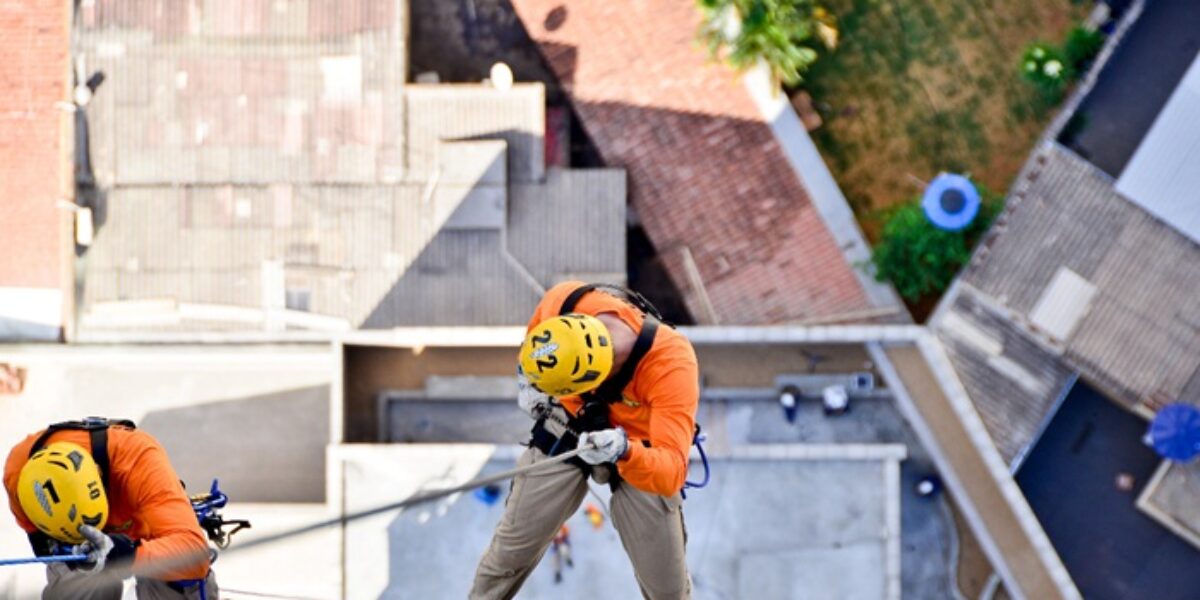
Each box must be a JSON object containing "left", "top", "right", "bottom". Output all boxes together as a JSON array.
[
  {"left": 520, "top": 313, "right": 613, "bottom": 396},
  {"left": 17, "top": 442, "right": 108, "bottom": 544}
]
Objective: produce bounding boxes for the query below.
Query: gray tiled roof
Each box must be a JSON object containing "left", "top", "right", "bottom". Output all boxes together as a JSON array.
[
  {"left": 405, "top": 85, "right": 545, "bottom": 183},
  {"left": 936, "top": 143, "right": 1200, "bottom": 458},
  {"left": 508, "top": 168, "right": 627, "bottom": 284},
  {"left": 361, "top": 230, "right": 543, "bottom": 327},
  {"left": 81, "top": 13, "right": 407, "bottom": 186},
  {"left": 934, "top": 289, "right": 1075, "bottom": 464},
  {"left": 75, "top": 6, "right": 624, "bottom": 334}
]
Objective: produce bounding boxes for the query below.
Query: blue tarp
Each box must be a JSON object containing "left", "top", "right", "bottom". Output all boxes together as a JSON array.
[
  {"left": 1149, "top": 403, "right": 1200, "bottom": 462},
  {"left": 922, "top": 173, "right": 981, "bottom": 231}
]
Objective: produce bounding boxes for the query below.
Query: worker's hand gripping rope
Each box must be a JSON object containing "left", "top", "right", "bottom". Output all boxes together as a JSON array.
[
  {"left": 516, "top": 367, "right": 551, "bottom": 419},
  {"left": 576, "top": 428, "right": 627, "bottom": 464},
  {"left": 76, "top": 524, "right": 138, "bottom": 573}
]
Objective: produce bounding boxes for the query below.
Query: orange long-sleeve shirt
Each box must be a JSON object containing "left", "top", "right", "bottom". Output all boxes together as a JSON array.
[
  {"left": 4, "top": 426, "right": 210, "bottom": 581},
  {"left": 530, "top": 282, "right": 699, "bottom": 497}
]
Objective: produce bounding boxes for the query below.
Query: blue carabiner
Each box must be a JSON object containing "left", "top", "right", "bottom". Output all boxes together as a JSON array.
[{"left": 682, "top": 425, "right": 711, "bottom": 498}]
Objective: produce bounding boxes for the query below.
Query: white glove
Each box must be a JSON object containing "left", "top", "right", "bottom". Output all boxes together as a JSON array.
[
  {"left": 77, "top": 525, "right": 139, "bottom": 572},
  {"left": 577, "top": 428, "right": 629, "bottom": 465},
  {"left": 78, "top": 525, "right": 115, "bottom": 571},
  {"left": 517, "top": 370, "right": 550, "bottom": 419}
]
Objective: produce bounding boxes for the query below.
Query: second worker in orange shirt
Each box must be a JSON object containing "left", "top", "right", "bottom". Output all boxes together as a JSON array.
[{"left": 470, "top": 282, "right": 698, "bottom": 600}]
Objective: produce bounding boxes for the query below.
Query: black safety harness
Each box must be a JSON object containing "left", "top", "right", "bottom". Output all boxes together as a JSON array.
[
  {"left": 528, "top": 284, "right": 664, "bottom": 489},
  {"left": 25, "top": 417, "right": 137, "bottom": 556}
]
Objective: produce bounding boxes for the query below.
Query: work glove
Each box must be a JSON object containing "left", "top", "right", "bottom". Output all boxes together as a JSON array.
[
  {"left": 77, "top": 525, "right": 139, "bottom": 572},
  {"left": 517, "top": 368, "right": 551, "bottom": 419},
  {"left": 577, "top": 428, "right": 628, "bottom": 465}
]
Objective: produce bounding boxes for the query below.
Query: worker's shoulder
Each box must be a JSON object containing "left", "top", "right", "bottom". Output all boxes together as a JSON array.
[
  {"left": 545, "top": 280, "right": 586, "bottom": 298},
  {"left": 531, "top": 281, "right": 587, "bottom": 318},
  {"left": 3, "top": 431, "right": 40, "bottom": 483},
  {"left": 5, "top": 430, "right": 40, "bottom": 458},
  {"left": 543, "top": 281, "right": 588, "bottom": 306},
  {"left": 109, "top": 426, "right": 167, "bottom": 453},
  {"left": 647, "top": 325, "right": 697, "bottom": 367}
]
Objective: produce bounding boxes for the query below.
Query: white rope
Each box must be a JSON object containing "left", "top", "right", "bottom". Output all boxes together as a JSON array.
[
  {"left": 88, "top": 446, "right": 593, "bottom": 584},
  {"left": 219, "top": 588, "right": 328, "bottom": 600}
]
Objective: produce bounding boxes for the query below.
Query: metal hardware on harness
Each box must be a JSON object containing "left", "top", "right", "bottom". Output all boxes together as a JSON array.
[{"left": 189, "top": 479, "right": 251, "bottom": 550}]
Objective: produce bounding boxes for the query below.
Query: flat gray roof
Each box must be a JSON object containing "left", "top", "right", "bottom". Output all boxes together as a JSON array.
[{"left": 1116, "top": 53, "right": 1200, "bottom": 244}]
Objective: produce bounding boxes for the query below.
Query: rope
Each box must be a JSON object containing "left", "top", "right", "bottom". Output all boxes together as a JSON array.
[
  {"left": 0, "top": 555, "right": 87, "bottom": 567},
  {"left": 219, "top": 589, "right": 329, "bottom": 600},
  {"left": 226, "top": 445, "right": 590, "bottom": 556},
  {"left": 10, "top": 445, "right": 593, "bottom": 583}
]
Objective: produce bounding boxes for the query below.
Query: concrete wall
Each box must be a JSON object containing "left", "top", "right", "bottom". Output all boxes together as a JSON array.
[
  {"left": 342, "top": 345, "right": 515, "bottom": 442},
  {"left": 694, "top": 343, "right": 876, "bottom": 387}
]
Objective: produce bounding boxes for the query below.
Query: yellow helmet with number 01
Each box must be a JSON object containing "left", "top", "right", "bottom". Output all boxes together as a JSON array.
[
  {"left": 17, "top": 442, "right": 108, "bottom": 544},
  {"left": 520, "top": 313, "right": 613, "bottom": 396}
]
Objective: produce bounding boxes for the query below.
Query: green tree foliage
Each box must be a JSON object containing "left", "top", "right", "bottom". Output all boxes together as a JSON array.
[
  {"left": 1063, "top": 26, "right": 1104, "bottom": 71},
  {"left": 870, "top": 195, "right": 1001, "bottom": 301},
  {"left": 698, "top": 0, "right": 830, "bottom": 87},
  {"left": 1021, "top": 42, "right": 1072, "bottom": 99}
]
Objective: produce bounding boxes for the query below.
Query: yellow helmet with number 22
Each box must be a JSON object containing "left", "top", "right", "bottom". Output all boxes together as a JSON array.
[{"left": 520, "top": 313, "right": 613, "bottom": 396}]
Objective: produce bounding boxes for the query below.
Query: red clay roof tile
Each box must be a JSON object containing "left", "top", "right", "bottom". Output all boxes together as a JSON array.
[{"left": 511, "top": 0, "right": 870, "bottom": 323}]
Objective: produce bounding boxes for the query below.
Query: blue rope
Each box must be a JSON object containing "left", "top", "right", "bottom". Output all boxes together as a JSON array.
[
  {"left": 682, "top": 427, "right": 711, "bottom": 499},
  {"left": 172, "top": 576, "right": 210, "bottom": 600},
  {"left": 0, "top": 554, "right": 87, "bottom": 567}
]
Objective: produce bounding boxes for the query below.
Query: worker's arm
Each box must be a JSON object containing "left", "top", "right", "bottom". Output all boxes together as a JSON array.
[
  {"left": 122, "top": 441, "right": 210, "bottom": 580},
  {"left": 616, "top": 363, "right": 699, "bottom": 497}
]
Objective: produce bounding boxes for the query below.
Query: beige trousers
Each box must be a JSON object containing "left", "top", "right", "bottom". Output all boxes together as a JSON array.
[
  {"left": 470, "top": 446, "right": 691, "bottom": 600},
  {"left": 43, "top": 563, "right": 219, "bottom": 600}
]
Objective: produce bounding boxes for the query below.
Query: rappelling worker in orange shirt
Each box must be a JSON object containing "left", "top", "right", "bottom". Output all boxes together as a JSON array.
[
  {"left": 471, "top": 282, "right": 698, "bottom": 599},
  {"left": 4, "top": 419, "right": 218, "bottom": 599}
]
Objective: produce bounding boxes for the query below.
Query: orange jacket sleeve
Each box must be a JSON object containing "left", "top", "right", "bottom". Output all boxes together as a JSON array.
[
  {"left": 4, "top": 441, "right": 36, "bottom": 534},
  {"left": 616, "top": 362, "right": 699, "bottom": 497},
  {"left": 119, "top": 438, "right": 210, "bottom": 580}
]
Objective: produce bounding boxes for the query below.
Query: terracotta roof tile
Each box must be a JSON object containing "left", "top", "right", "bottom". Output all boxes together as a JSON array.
[{"left": 510, "top": 0, "right": 870, "bottom": 323}]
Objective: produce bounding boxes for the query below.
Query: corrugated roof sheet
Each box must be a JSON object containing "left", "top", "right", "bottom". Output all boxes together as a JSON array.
[
  {"left": 508, "top": 168, "right": 626, "bottom": 284},
  {"left": 935, "top": 289, "right": 1076, "bottom": 463},
  {"left": 945, "top": 143, "right": 1200, "bottom": 416},
  {"left": 75, "top": 4, "right": 625, "bottom": 333}
]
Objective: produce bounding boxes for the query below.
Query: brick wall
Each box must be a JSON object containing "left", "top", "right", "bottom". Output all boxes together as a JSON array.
[{"left": 0, "top": 0, "right": 69, "bottom": 289}]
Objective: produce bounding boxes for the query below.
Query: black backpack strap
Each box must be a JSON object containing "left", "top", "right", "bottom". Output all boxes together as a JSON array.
[
  {"left": 90, "top": 427, "right": 112, "bottom": 492},
  {"left": 560, "top": 284, "right": 598, "bottom": 315},
  {"left": 592, "top": 317, "right": 658, "bottom": 401},
  {"left": 559, "top": 283, "right": 669, "bottom": 326},
  {"left": 27, "top": 418, "right": 136, "bottom": 492},
  {"left": 27, "top": 531, "right": 54, "bottom": 556}
]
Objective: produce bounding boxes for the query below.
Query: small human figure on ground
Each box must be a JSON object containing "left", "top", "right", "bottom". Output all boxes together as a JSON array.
[
  {"left": 550, "top": 524, "right": 573, "bottom": 583},
  {"left": 584, "top": 503, "right": 605, "bottom": 530}
]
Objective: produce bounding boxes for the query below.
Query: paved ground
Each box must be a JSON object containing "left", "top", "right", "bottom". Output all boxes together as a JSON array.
[
  {"left": 375, "top": 392, "right": 960, "bottom": 599},
  {"left": 370, "top": 451, "right": 899, "bottom": 600},
  {"left": 1061, "top": 0, "right": 1200, "bottom": 176},
  {"left": 1015, "top": 382, "right": 1200, "bottom": 600}
]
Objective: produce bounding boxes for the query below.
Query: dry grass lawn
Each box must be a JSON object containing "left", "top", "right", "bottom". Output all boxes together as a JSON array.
[{"left": 802, "top": 0, "right": 1090, "bottom": 241}]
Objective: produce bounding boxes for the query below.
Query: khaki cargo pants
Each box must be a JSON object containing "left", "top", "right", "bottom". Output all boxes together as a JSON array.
[
  {"left": 470, "top": 446, "right": 691, "bottom": 600},
  {"left": 42, "top": 563, "right": 219, "bottom": 600}
]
